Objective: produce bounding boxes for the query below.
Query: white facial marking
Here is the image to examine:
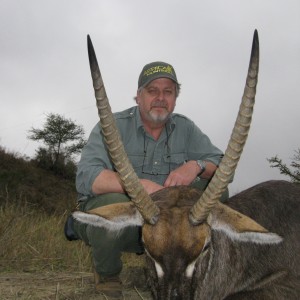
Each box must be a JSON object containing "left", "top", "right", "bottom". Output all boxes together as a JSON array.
[
  {"left": 154, "top": 260, "right": 164, "bottom": 278},
  {"left": 145, "top": 250, "right": 164, "bottom": 278},
  {"left": 185, "top": 260, "right": 196, "bottom": 278}
]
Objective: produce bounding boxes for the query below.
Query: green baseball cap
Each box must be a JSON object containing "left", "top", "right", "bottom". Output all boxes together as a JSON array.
[{"left": 138, "top": 61, "right": 178, "bottom": 89}]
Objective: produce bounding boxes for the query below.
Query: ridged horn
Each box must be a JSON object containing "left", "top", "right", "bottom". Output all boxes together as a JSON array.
[
  {"left": 189, "top": 30, "right": 259, "bottom": 225},
  {"left": 87, "top": 35, "right": 160, "bottom": 225}
]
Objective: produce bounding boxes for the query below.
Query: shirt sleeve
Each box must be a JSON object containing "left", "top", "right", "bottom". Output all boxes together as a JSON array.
[
  {"left": 185, "top": 120, "right": 223, "bottom": 165},
  {"left": 76, "top": 123, "right": 113, "bottom": 196}
]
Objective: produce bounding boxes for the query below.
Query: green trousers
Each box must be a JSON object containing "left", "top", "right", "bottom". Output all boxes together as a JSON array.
[
  {"left": 74, "top": 193, "right": 142, "bottom": 277},
  {"left": 74, "top": 179, "right": 229, "bottom": 277}
]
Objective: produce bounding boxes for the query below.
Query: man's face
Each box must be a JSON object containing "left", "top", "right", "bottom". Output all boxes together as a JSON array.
[{"left": 136, "top": 78, "right": 177, "bottom": 125}]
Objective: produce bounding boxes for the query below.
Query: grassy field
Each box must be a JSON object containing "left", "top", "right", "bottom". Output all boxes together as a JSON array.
[
  {"left": 0, "top": 203, "right": 91, "bottom": 273},
  {"left": 0, "top": 202, "right": 150, "bottom": 299},
  {"left": 0, "top": 146, "right": 90, "bottom": 273},
  {"left": 0, "top": 147, "right": 151, "bottom": 299}
]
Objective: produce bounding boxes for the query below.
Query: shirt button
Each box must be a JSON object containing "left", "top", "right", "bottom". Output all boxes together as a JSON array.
[{"left": 154, "top": 161, "right": 158, "bottom": 165}]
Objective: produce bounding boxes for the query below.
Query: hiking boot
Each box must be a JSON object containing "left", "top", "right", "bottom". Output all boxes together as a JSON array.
[
  {"left": 94, "top": 270, "right": 123, "bottom": 299},
  {"left": 64, "top": 214, "right": 79, "bottom": 241}
]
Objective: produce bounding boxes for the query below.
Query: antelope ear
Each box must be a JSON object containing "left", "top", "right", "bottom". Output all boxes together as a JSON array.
[
  {"left": 72, "top": 202, "right": 144, "bottom": 231},
  {"left": 207, "top": 202, "right": 282, "bottom": 245}
]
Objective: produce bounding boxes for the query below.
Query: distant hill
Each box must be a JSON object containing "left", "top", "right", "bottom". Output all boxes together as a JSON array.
[{"left": 0, "top": 147, "right": 77, "bottom": 214}]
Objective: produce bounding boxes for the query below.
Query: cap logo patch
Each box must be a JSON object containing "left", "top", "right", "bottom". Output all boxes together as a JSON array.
[{"left": 143, "top": 65, "right": 174, "bottom": 77}]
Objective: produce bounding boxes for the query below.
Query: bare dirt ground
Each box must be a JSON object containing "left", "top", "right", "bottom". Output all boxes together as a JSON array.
[{"left": 0, "top": 267, "right": 153, "bottom": 300}]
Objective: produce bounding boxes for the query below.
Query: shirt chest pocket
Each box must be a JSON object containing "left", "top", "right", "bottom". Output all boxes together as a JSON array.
[{"left": 163, "top": 152, "right": 186, "bottom": 171}]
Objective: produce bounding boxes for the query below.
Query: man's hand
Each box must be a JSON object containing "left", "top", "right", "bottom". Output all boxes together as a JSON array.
[
  {"left": 164, "top": 160, "right": 218, "bottom": 188},
  {"left": 164, "top": 161, "right": 199, "bottom": 187},
  {"left": 140, "top": 179, "right": 164, "bottom": 194}
]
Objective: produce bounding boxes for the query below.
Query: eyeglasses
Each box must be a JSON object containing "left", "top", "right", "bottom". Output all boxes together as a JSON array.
[{"left": 141, "top": 127, "right": 171, "bottom": 175}]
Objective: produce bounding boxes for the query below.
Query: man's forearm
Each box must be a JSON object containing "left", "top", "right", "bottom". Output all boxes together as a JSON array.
[
  {"left": 92, "top": 169, "right": 164, "bottom": 196},
  {"left": 91, "top": 169, "right": 125, "bottom": 195},
  {"left": 199, "top": 161, "right": 218, "bottom": 179}
]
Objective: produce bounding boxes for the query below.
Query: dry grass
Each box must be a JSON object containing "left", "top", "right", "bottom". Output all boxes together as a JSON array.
[
  {"left": 0, "top": 202, "right": 146, "bottom": 273},
  {"left": 0, "top": 203, "right": 151, "bottom": 299},
  {"left": 0, "top": 148, "right": 151, "bottom": 298},
  {"left": 0, "top": 202, "right": 92, "bottom": 273}
]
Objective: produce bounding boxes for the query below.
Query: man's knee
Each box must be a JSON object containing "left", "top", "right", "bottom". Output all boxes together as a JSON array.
[{"left": 80, "top": 193, "right": 131, "bottom": 211}]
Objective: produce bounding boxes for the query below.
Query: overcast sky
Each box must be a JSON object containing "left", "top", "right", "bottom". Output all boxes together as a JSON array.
[{"left": 0, "top": 0, "right": 299, "bottom": 194}]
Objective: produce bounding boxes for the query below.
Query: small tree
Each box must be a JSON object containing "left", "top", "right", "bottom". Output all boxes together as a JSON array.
[
  {"left": 28, "top": 113, "right": 86, "bottom": 176},
  {"left": 267, "top": 148, "right": 300, "bottom": 184}
]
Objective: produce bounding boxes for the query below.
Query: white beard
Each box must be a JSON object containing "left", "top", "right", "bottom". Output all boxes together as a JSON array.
[{"left": 148, "top": 109, "right": 171, "bottom": 124}]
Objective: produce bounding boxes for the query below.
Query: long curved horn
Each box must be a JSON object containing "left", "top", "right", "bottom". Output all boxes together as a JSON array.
[
  {"left": 87, "top": 35, "right": 160, "bottom": 225},
  {"left": 189, "top": 30, "right": 259, "bottom": 225}
]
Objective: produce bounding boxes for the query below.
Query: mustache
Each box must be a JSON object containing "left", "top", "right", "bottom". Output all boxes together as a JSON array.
[{"left": 151, "top": 101, "right": 168, "bottom": 109}]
